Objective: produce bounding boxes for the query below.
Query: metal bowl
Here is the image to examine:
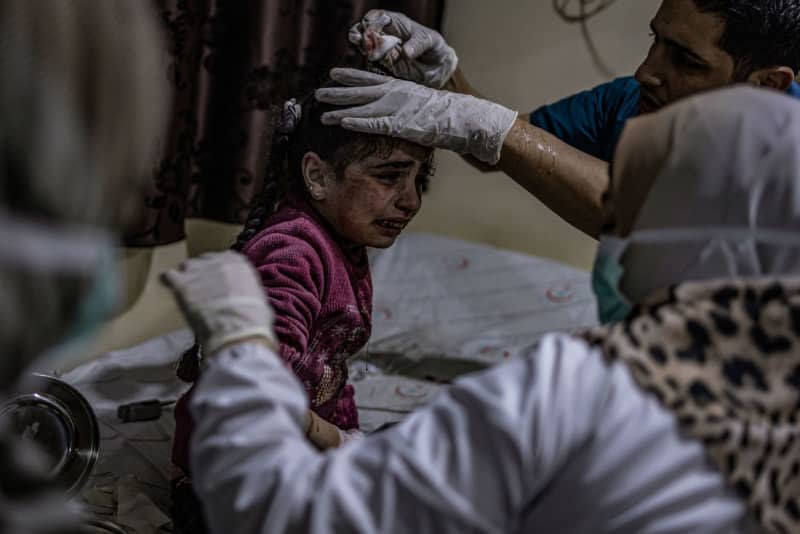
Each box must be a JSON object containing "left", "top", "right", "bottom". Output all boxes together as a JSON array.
[{"left": 0, "top": 373, "right": 99, "bottom": 496}]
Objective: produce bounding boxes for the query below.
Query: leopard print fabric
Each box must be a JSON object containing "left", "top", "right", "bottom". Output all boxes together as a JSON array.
[{"left": 582, "top": 277, "right": 800, "bottom": 534}]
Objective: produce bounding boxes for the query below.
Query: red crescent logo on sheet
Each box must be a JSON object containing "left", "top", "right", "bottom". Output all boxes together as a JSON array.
[
  {"left": 375, "top": 307, "right": 393, "bottom": 320},
  {"left": 395, "top": 384, "right": 429, "bottom": 399},
  {"left": 546, "top": 284, "right": 574, "bottom": 304}
]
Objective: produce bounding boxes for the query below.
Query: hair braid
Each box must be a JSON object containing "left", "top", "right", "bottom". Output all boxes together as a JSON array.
[{"left": 231, "top": 127, "right": 292, "bottom": 251}]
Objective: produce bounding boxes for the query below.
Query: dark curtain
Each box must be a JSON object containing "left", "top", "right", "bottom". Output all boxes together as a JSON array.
[{"left": 125, "top": 0, "right": 444, "bottom": 247}]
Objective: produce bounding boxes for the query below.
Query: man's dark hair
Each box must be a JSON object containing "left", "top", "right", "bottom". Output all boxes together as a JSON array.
[{"left": 693, "top": 0, "right": 800, "bottom": 79}]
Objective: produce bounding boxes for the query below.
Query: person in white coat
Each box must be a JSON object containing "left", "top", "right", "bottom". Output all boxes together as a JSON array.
[
  {"left": 0, "top": 2, "right": 165, "bottom": 533},
  {"left": 161, "top": 86, "right": 800, "bottom": 534}
]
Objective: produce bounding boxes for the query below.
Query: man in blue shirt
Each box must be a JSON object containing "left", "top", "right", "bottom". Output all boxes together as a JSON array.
[
  {"left": 318, "top": 0, "right": 800, "bottom": 237},
  {"left": 528, "top": 2, "right": 800, "bottom": 163}
]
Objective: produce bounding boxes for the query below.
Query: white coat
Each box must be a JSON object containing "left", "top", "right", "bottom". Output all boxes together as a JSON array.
[{"left": 189, "top": 334, "right": 752, "bottom": 534}]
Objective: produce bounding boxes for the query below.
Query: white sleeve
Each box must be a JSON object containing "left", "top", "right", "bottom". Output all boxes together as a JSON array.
[{"left": 189, "top": 334, "right": 613, "bottom": 534}]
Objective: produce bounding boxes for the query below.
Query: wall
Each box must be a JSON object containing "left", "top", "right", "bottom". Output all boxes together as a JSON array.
[
  {"left": 76, "top": 220, "right": 242, "bottom": 368},
  {"left": 407, "top": 0, "right": 662, "bottom": 269}
]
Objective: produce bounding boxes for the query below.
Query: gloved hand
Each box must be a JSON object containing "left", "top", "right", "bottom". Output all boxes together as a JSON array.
[
  {"left": 349, "top": 10, "right": 458, "bottom": 89},
  {"left": 160, "top": 251, "right": 277, "bottom": 356},
  {"left": 316, "top": 68, "right": 518, "bottom": 165}
]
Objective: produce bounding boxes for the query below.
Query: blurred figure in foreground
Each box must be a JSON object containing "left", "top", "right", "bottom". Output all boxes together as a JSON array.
[{"left": 0, "top": 1, "right": 165, "bottom": 532}]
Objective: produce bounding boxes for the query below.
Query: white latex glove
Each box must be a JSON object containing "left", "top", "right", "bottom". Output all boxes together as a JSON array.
[
  {"left": 160, "top": 251, "right": 276, "bottom": 356},
  {"left": 349, "top": 10, "right": 458, "bottom": 89},
  {"left": 317, "top": 68, "right": 518, "bottom": 165}
]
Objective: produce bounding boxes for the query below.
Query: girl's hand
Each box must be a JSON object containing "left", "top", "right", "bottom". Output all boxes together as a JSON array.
[{"left": 304, "top": 410, "right": 343, "bottom": 450}]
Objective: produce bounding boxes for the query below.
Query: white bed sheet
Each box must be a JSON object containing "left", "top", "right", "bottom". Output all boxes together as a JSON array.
[
  {"left": 368, "top": 233, "right": 595, "bottom": 362},
  {"left": 60, "top": 233, "right": 597, "bottom": 525},
  {"left": 63, "top": 329, "right": 193, "bottom": 532}
]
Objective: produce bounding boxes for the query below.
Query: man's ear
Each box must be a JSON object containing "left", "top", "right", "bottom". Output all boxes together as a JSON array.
[
  {"left": 747, "top": 66, "right": 795, "bottom": 91},
  {"left": 301, "top": 152, "right": 333, "bottom": 201}
]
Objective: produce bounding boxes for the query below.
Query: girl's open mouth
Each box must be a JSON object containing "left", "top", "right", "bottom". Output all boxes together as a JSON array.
[{"left": 375, "top": 219, "right": 408, "bottom": 230}]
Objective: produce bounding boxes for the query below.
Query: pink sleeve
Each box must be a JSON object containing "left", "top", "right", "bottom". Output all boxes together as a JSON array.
[{"left": 242, "top": 231, "right": 335, "bottom": 405}]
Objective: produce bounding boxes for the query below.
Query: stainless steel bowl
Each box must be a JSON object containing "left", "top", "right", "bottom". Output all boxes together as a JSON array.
[{"left": 0, "top": 373, "right": 100, "bottom": 496}]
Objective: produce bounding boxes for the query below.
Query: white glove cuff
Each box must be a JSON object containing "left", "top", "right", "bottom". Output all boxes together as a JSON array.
[
  {"left": 471, "top": 104, "right": 518, "bottom": 165},
  {"left": 204, "top": 326, "right": 277, "bottom": 356}
]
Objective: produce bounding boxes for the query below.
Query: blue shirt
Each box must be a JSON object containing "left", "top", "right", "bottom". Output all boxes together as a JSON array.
[{"left": 530, "top": 76, "right": 800, "bottom": 162}]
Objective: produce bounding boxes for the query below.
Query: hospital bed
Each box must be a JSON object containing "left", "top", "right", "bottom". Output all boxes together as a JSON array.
[{"left": 60, "top": 233, "right": 596, "bottom": 532}]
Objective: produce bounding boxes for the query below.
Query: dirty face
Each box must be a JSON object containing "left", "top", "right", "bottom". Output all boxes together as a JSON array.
[
  {"left": 313, "top": 140, "right": 433, "bottom": 248},
  {"left": 634, "top": 0, "right": 735, "bottom": 114}
]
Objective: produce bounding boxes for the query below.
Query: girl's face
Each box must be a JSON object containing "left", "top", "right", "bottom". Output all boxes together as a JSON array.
[{"left": 307, "top": 140, "right": 432, "bottom": 248}]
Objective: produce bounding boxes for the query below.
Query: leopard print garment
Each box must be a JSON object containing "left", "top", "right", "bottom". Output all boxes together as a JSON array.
[{"left": 581, "top": 277, "right": 800, "bottom": 534}]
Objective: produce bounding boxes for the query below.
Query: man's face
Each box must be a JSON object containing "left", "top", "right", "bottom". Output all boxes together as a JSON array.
[{"left": 634, "top": 0, "right": 736, "bottom": 114}]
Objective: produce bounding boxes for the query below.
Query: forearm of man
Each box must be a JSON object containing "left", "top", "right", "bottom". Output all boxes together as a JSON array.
[{"left": 498, "top": 119, "right": 608, "bottom": 238}]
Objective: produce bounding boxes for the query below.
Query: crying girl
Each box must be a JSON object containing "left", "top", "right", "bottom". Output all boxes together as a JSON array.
[{"left": 171, "top": 79, "right": 434, "bottom": 492}]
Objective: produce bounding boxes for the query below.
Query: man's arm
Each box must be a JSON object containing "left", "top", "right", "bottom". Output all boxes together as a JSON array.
[
  {"left": 445, "top": 68, "right": 608, "bottom": 236},
  {"left": 499, "top": 119, "right": 609, "bottom": 237},
  {"left": 459, "top": 118, "right": 608, "bottom": 237}
]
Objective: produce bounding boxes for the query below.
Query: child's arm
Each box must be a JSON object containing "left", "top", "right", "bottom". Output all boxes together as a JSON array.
[
  {"left": 304, "top": 410, "right": 340, "bottom": 449},
  {"left": 243, "top": 231, "right": 348, "bottom": 414}
]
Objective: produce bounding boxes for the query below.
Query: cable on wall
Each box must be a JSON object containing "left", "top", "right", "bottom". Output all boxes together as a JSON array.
[{"left": 552, "top": 0, "right": 620, "bottom": 78}]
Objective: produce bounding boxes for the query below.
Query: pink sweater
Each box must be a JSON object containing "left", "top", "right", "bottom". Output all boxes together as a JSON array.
[
  {"left": 242, "top": 194, "right": 372, "bottom": 427},
  {"left": 172, "top": 194, "right": 371, "bottom": 473}
]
